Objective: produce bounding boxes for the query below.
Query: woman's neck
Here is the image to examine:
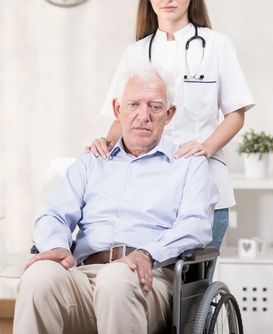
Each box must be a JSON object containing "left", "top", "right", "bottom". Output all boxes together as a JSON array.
[{"left": 158, "top": 18, "right": 189, "bottom": 41}]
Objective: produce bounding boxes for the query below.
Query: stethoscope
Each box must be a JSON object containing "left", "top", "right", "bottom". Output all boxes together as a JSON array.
[{"left": 148, "top": 24, "right": 206, "bottom": 81}]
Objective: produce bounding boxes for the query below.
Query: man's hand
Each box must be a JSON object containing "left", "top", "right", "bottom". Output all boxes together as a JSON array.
[
  {"left": 115, "top": 250, "right": 153, "bottom": 292},
  {"left": 24, "top": 247, "right": 76, "bottom": 272}
]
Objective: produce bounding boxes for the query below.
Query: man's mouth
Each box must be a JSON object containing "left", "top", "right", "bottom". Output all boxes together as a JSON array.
[{"left": 132, "top": 127, "right": 152, "bottom": 133}]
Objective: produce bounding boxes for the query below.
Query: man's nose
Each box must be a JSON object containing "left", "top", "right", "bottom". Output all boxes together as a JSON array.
[{"left": 136, "top": 104, "right": 150, "bottom": 121}]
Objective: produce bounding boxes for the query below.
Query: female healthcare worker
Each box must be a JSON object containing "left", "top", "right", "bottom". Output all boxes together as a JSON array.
[{"left": 89, "top": 0, "right": 255, "bottom": 249}]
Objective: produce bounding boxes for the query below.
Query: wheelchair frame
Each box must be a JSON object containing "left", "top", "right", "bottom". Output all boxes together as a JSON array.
[{"left": 171, "top": 247, "right": 243, "bottom": 334}]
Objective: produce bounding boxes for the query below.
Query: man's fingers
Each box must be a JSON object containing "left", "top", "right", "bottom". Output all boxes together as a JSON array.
[
  {"left": 115, "top": 252, "right": 153, "bottom": 292},
  {"left": 136, "top": 266, "right": 153, "bottom": 292},
  {"left": 24, "top": 248, "right": 74, "bottom": 272},
  {"left": 129, "top": 263, "right": 137, "bottom": 270},
  {"left": 60, "top": 255, "right": 76, "bottom": 269},
  {"left": 23, "top": 252, "right": 52, "bottom": 271},
  {"left": 24, "top": 255, "right": 39, "bottom": 271}
]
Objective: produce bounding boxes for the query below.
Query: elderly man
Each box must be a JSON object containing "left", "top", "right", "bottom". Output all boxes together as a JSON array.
[{"left": 13, "top": 65, "right": 218, "bottom": 334}]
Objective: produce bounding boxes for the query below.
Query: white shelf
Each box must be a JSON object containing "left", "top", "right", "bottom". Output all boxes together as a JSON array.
[
  {"left": 219, "top": 247, "right": 273, "bottom": 264},
  {"left": 231, "top": 174, "right": 273, "bottom": 190}
]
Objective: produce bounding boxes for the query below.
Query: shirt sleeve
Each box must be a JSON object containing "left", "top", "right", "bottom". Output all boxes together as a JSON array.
[
  {"left": 143, "top": 156, "right": 219, "bottom": 267},
  {"left": 33, "top": 154, "right": 91, "bottom": 252},
  {"left": 218, "top": 35, "right": 255, "bottom": 115}
]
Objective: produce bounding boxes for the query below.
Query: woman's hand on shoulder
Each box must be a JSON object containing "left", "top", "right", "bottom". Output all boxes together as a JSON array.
[
  {"left": 174, "top": 140, "right": 209, "bottom": 159},
  {"left": 85, "top": 137, "right": 114, "bottom": 159}
]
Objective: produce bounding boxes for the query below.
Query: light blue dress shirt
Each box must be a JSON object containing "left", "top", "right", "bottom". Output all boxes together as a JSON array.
[{"left": 34, "top": 139, "right": 219, "bottom": 266}]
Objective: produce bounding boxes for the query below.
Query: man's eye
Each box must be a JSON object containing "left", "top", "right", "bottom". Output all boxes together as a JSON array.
[
  {"left": 128, "top": 102, "right": 139, "bottom": 109},
  {"left": 150, "top": 103, "right": 163, "bottom": 113}
]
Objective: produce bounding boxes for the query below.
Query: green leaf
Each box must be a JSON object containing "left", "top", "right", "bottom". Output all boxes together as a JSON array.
[{"left": 238, "top": 129, "right": 273, "bottom": 159}]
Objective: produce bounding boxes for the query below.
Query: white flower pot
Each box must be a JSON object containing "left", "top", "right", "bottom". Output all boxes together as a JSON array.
[{"left": 243, "top": 153, "right": 269, "bottom": 178}]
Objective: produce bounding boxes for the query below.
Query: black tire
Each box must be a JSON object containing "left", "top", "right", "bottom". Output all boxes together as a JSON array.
[
  {"left": 192, "top": 281, "right": 243, "bottom": 334},
  {"left": 208, "top": 292, "right": 243, "bottom": 334}
]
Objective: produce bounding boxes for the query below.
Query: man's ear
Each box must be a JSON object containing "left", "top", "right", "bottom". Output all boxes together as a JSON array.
[
  {"left": 112, "top": 99, "right": 121, "bottom": 120},
  {"left": 165, "top": 105, "right": 176, "bottom": 125}
]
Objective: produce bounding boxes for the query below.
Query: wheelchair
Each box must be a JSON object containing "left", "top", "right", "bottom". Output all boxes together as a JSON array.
[
  {"left": 170, "top": 247, "right": 243, "bottom": 334},
  {"left": 31, "top": 244, "right": 243, "bottom": 334}
]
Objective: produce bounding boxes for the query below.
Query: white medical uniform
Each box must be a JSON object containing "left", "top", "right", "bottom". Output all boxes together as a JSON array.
[{"left": 101, "top": 23, "right": 255, "bottom": 209}]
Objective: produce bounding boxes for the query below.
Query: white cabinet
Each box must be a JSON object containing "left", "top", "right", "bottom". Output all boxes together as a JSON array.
[
  {"left": 218, "top": 174, "right": 273, "bottom": 333},
  {"left": 219, "top": 258, "right": 273, "bottom": 334}
]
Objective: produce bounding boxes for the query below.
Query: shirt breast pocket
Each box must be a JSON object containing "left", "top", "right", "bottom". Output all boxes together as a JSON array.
[{"left": 183, "top": 77, "right": 218, "bottom": 115}]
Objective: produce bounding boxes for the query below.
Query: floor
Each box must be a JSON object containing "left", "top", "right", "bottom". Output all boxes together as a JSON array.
[{"left": 0, "top": 299, "right": 15, "bottom": 334}]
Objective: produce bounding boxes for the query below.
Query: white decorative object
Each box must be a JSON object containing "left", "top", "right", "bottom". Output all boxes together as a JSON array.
[
  {"left": 238, "top": 238, "right": 266, "bottom": 257},
  {"left": 243, "top": 153, "right": 269, "bottom": 178}
]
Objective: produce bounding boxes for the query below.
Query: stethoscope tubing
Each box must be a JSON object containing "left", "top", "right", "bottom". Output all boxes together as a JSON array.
[{"left": 148, "top": 24, "right": 206, "bottom": 80}]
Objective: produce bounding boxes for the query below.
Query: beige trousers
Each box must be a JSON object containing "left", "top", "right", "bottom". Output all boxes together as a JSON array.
[{"left": 13, "top": 260, "right": 174, "bottom": 334}]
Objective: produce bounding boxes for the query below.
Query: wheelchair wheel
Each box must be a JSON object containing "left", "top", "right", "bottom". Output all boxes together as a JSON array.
[
  {"left": 208, "top": 292, "right": 243, "bottom": 334},
  {"left": 192, "top": 281, "right": 243, "bottom": 334}
]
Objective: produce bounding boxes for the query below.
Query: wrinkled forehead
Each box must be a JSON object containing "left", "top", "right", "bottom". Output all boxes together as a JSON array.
[{"left": 122, "top": 76, "right": 167, "bottom": 102}]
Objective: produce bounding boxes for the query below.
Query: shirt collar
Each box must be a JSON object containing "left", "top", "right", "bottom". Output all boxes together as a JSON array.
[
  {"left": 107, "top": 138, "right": 124, "bottom": 159},
  {"left": 108, "top": 138, "right": 175, "bottom": 162},
  {"left": 155, "top": 22, "right": 194, "bottom": 42}
]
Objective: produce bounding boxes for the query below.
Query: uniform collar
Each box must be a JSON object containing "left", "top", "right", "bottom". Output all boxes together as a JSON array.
[
  {"left": 155, "top": 22, "right": 194, "bottom": 42},
  {"left": 108, "top": 138, "right": 175, "bottom": 162}
]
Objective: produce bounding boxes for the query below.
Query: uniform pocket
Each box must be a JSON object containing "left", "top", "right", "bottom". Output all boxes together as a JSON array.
[{"left": 184, "top": 77, "right": 218, "bottom": 115}]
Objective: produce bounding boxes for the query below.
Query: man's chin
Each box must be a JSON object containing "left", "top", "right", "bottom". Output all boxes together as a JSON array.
[{"left": 130, "top": 139, "right": 158, "bottom": 151}]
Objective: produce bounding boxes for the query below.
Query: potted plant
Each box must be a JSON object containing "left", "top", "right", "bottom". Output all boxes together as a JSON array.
[{"left": 238, "top": 129, "right": 273, "bottom": 178}]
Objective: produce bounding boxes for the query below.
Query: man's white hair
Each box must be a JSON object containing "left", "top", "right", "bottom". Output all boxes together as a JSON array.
[{"left": 115, "top": 63, "right": 175, "bottom": 108}]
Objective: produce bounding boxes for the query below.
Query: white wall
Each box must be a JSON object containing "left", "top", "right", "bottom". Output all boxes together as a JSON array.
[
  {"left": 0, "top": 0, "right": 272, "bottom": 252},
  {"left": 0, "top": 0, "right": 138, "bottom": 252},
  {"left": 207, "top": 0, "right": 273, "bottom": 176},
  {"left": 207, "top": 0, "right": 273, "bottom": 249},
  {"left": 207, "top": 0, "right": 273, "bottom": 133}
]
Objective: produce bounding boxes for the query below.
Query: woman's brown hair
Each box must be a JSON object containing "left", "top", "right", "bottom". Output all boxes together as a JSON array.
[{"left": 136, "top": 0, "right": 212, "bottom": 41}]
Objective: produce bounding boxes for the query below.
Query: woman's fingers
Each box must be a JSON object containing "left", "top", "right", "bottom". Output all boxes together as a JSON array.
[
  {"left": 174, "top": 140, "right": 207, "bottom": 158},
  {"left": 88, "top": 137, "right": 113, "bottom": 158}
]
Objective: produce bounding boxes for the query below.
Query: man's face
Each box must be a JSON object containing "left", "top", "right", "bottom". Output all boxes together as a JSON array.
[{"left": 113, "top": 76, "right": 176, "bottom": 155}]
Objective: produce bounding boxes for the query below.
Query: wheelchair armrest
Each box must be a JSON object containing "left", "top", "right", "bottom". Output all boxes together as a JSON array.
[
  {"left": 178, "top": 246, "right": 219, "bottom": 263},
  {"left": 30, "top": 245, "right": 39, "bottom": 254}
]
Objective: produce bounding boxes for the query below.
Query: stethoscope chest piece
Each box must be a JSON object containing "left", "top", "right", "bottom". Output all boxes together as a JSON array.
[{"left": 184, "top": 24, "right": 206, "bottom": 81}]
